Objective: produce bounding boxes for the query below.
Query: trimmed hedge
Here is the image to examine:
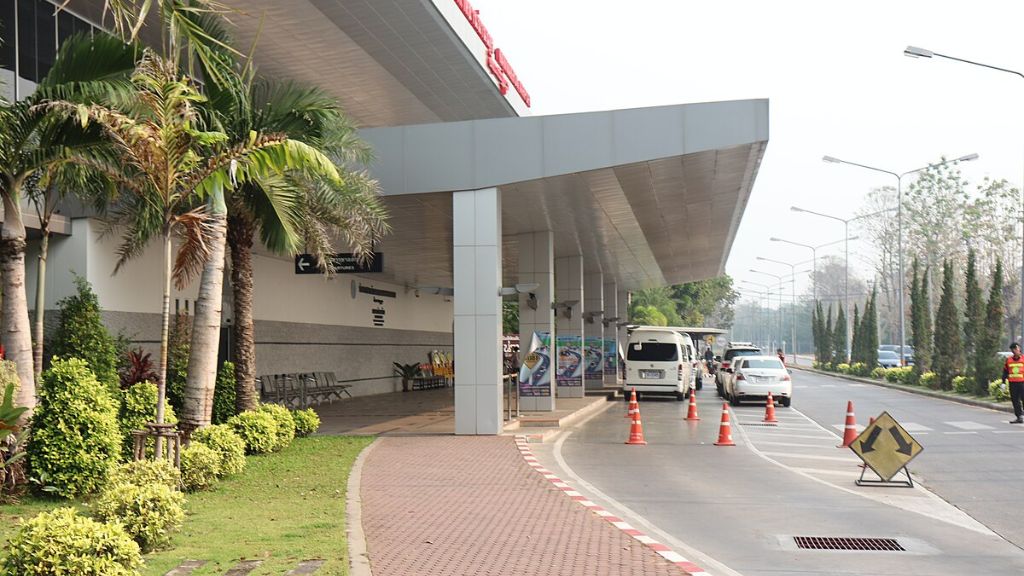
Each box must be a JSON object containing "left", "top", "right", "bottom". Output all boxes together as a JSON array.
[
  {"left": 27, "top": 358, "right": 121, "bottom": 498},
  {"left": 952, "top": 375, "right": 970, "bottom": 394},
  {"left": 227, "top": 410, "right": 278, "bottom": 455},
  {"left": 919, "top": 371, "right": 938, "bottom": 389},
  {"left": 990, "top": 380, "right": 1010, "bottom": 402},
  {"left": 191, "top": 424, "right": 246, "bottom": 476},
  {"left": 94, "top": 482, "right": 185, "bottom": 552},
  {"left": 258, "top": 403, "right": 296, "bottom": 451},
  {"left": 180, "top": 443, "right": 221, "bottom": 492},
  {"left": 108, "top": 459, "right": 181, "bottom": 490},
  {"left": 292, "top": 408, "right": 321, "bottom": 437},
  {"left": 0, "top": 507, "right": 142, "bottom": 575}
]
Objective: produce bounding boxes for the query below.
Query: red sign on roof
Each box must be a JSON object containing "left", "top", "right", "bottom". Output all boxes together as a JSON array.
[{"left": 453, "top": 0, "right": 531, "bottom": 107}]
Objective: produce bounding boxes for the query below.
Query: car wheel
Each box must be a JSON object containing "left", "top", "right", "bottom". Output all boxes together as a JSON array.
[
  {"left": 780, "top": 397, "right": 791, "bottom": 407},
  {"left": 676, "top": 390, "right": 687, "bottom": 401}
]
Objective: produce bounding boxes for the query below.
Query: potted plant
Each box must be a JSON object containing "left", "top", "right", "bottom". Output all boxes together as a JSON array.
[{"left": 393, "top": 362, "right": 421, "bottom": 392}]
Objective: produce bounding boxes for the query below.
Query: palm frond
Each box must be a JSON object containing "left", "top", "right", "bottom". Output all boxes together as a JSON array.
[{"left": 171, "top": 206, "right": 218, "bottom": 288}]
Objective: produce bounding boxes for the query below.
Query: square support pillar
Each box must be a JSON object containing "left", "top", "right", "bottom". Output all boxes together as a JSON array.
[
  {"left": 453, "top": 187, "right": 502, "bottom": 435},
  {"left": 555, "top": 255, "right": 584, "bottom": 398},
  {"left": 603, "top": 280, "right": 618, "bottom": 388},
  {"left": 517, "top": 231, "right": 555, "bottom": 411},
  {"left": 583, "top": 272, "right": 604, "bottom": 391}
]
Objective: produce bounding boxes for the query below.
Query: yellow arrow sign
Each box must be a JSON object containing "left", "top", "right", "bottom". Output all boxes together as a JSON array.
[
  {"left": 704, "top": 335, "right": 715, "bottom": 345},
  {"left": 848, "top": 411, "right": 923, "bottom": 482}
]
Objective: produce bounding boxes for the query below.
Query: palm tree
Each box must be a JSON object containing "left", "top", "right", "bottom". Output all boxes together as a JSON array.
[
  {"left": 41, "top": 50, "right": 343, "bottom": 432},
  {"left": 0, "top": 33, "right": 137, "bottom": 409}
]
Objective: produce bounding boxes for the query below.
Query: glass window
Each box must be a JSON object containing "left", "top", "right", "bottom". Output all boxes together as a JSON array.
[
  {"left": 725, "top": 348, "right": 760, "bottom": 362},
  {"left": 17, "top": 0, "right": 36, "bottom": 81},
  {"left": 742, "top": 359, "right": 785, "bottom": 370},
  {"left": 627, "top": 343, "right": 678, "bottom": 362},
  {"left": 36, "top": 0, "right": 56, "bottom": 80},
  {"left": 0, "top": 0, "right": 15, "bottom": 71},
  {"left": 878, "top": 351, "right": 899, "bottom": 360}
]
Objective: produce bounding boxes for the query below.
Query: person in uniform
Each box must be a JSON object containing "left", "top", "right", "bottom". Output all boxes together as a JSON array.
[{"left": 1002, "top": 342, "right": 1024, "bottom": 424}]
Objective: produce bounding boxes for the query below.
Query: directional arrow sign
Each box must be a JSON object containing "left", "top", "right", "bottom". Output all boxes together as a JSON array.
[
  {"left": 294, "top": 253, "right": 383, "bottom": 275},
  {"left": 849, "top": 411, "right": 923, "bottom": 482}
]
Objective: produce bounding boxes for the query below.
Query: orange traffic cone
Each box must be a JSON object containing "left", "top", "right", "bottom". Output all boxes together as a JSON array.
[
  {"left": 714, "top": 402, "right": 735, "bottom": 446},
  {"left": 763, "top": 392, "right": 778, "bottom": 424},
  {"left": 685, "top": 388, "right": 700, "bottom": 421},
  {"left": 625, "top": 388, "right": 639, "bottom": 418},
  {"left": 625, "top": 398, "right": 647, "bottom": 445},
  {"left": 838, "top": 400, "right": 858, "bottom": 448}
]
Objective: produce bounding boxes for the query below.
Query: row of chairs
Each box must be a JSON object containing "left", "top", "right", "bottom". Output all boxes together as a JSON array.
[{"left": 257, "top": 372, "right": 352, "bottom": 409}]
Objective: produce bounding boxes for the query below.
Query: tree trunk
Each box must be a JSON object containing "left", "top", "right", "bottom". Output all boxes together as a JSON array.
[
  {"left": 1, "top": 192, "right": 35, "bottom": 414},
  {"left": 32, "top": 231, "right": 48, "bottom": 378},
  {"left": 157, "top": 230, "right": 172, "bottom": 425},
  {"left": 182, "top": 201, "right": 228, "bottom": 432},
  {"left": 227, "top": 211, "right": 258, "bottom": 412}
]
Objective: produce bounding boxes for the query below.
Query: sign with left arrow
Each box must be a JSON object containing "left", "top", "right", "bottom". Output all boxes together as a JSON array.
[
  {"left": 294, "top": 253, "right": 383, "bottom": 275},
  {"left": 849, "top": 411, "right": 923, "bottom": 482}
]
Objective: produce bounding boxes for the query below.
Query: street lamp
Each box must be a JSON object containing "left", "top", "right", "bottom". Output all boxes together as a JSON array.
[
  {"left": 790, "top": 206, "right": 894, "bottom": 361},
  {"left": 750, "top": 269, "right": 786, "bottom": 354},
  {"left": 822, "top": 153, "right": 978, "bottom": 366},
  {"left": 906, "top": 43, "right": 1023, "bottom": 342},
  {"left": 770, "top": 236, "right": 853, "bottom": 302},
  {"left": 741, "top": 279, "right": 773, "bottom": 349},
  {"left": 758, "top": 256, "right": 801, "bottom": 363}
]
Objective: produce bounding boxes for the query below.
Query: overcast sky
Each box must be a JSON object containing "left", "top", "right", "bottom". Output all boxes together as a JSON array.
[{"left": 473, "top": 0, "right": 1024, "bottom": 305}]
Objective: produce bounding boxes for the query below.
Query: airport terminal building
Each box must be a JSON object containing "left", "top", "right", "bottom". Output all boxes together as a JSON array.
[{"left": 1, "top": 0, "right": 768, "bottom": 434}]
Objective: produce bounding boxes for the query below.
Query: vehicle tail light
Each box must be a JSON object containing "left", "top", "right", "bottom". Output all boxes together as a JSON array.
[
  {"left": 781, "top": 373, "right": 791, "bottom": 381},
  {"left": 735, "top": 373, "right": 745, "bottom": 381},
  {"left": 721, "top": 362, "right": 731, "bottom": 369},
  {"left": 678, "top": 364, "right": 684, "bottom": 380}
]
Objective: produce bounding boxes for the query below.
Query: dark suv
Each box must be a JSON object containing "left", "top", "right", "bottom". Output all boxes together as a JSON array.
[{"left": 715, "top": 344, "right": 761, "bottom": 397}]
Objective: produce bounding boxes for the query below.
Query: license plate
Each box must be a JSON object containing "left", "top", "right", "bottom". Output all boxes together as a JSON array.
[{"left": 640, "top": 370, "right": 662, "bottom": 379}]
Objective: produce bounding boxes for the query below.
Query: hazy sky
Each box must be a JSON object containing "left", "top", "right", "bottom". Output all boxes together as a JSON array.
[{"left": 472, "top": 0, "right": 1024, "bottom": 305}]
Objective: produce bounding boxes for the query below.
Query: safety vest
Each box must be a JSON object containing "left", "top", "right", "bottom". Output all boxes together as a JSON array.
[{"left": 1007, "top": 356, "right": 1024, "bottom": 383}]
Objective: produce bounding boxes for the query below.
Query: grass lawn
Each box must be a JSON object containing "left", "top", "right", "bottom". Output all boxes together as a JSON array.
[{"left": 1, "top": 435, "right": 374, "bottom": 576}]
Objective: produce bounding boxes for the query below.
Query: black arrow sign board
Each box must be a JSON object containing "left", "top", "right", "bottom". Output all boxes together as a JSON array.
[
  {"left": 849, "top": 411, "right": 923, "bottom": 482},
  {"left": 294, "top": 253, "right": 383, "bottom": 274}
]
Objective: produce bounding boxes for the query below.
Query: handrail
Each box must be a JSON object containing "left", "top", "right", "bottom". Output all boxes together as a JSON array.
[{"left": 503, "top": 374, "right": 520, "bottom": 421}]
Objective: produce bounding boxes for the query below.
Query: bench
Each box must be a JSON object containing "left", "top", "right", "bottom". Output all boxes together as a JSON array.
[{"left": 257, "top": 372, "right": 352, "bottom": 408}]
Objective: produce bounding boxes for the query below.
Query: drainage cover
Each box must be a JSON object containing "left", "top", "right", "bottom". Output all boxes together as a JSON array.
[
  {"left": 794, "top": 536, "right": 905, "bottom": 552},
  {"left": 740, "top": 422, "right": 779, "bottom": 427}
]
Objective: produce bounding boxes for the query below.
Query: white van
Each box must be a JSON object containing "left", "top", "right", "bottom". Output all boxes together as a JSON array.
[{"left": 624, "top": 329, "right": 692, "bottom": 400}]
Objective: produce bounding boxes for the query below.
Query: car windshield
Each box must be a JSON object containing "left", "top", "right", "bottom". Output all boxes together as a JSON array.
[
  {"left": 742, "top": 359, "right": 784, "bottom": 370},
  {"left": 725, "top": 349, "right": 760, "bottom": 361},
  {"left": 878, "top": 345, "right": 898, "bottom": 352},
  {"left": 627, "top": 342, "right": 678, "bottom": 362},
  {"left": 878, "top": 351, "right": 899, "bottom": 359}
]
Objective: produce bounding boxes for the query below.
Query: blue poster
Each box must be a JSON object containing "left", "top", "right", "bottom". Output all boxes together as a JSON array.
[
  {"left": 603, "top": 338, "right": 618, "bottom": 375},
  {"left": 556, "top": 335, "right": 583, "bottom": 386},
  {"left": 518, "top": 332, "right": 551, "bottom": 397},
  {"left": 584, "top": 337, "right": 604, "bottom": 379}
]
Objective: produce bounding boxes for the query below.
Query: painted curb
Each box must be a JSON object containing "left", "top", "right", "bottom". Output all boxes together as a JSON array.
[
  {"left": 791, "top": 365, "right": 1014, "bottom": 414},
  {"left": 514, "top": 435, "right": 709, "bottom": 575},
  {"left": 346, "top": 438, "right": 381, "bottom": 576}
]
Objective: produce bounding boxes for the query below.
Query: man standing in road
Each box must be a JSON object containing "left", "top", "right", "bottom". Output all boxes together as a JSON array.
[
  {"left": 704, "top": 346, "right": 714, "bottom": 374},
  {"left": 1003, "top": 342, "right": 1024, "bottom": 424}
]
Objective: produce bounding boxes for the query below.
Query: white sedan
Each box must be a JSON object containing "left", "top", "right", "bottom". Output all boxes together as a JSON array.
[{"left": 723, "top": 355, "right": 792, "bottom": 407}]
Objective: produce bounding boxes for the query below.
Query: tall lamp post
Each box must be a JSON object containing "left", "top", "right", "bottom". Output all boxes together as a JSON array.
[
  {"left": 741, "top": 280, "right": 773, "bottom": 348},
  {"left": 906, "top": 44, "right": 1021, "bottom": 341},
  {"left": 822, "top": 152, "right": 978, "bottom": 367},
  {"left": 757, "top": 256, "right": 799, "bottom": 363},
  {"left": 750, "top": 269, "right": 786, "bottom": 354},
  {"left": 789, "top": 206, "right": 895, "bottom": 361},
  {"left": 769, "top": 236, "right": 852, "bottom": 302}
]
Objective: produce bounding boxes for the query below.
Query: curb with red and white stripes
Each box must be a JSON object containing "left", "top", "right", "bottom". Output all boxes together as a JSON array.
[{"left": 514, "top": 436, "right": 710, "bottom": 576}]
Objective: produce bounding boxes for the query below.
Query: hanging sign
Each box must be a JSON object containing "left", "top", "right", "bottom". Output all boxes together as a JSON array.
[{"left": 295, "top": 253, "right": 383, "bottom": 274}]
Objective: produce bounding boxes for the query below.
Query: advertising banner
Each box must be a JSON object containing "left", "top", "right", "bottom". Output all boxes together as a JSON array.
[
  {"left": 556, "top": 335, "right": 583, "bottom": 386},
  {"left": 584, "top": 337, "right": 604, "bottom": 379},
  {"left": 518, "top": 332, "right": 551, "bottom": 397},
  {"left": 603, "top": 338, "right": 618, "bottom": 375}
]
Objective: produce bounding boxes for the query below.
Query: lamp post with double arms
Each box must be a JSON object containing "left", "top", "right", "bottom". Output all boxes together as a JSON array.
[
  {"left": 757, "top": 257, "right": 799, "bottom": 363},
  {"left": 769, "top": 236, "right": 852, "bottom": 303},
  {"left": 821, "top": 153, "right": 978, "bottom": 366},
  {"left": 750, "top": 269, "right": 786, "bottom": 354},
  {"left": 741, "top": 280, "right": 772, "bottom": 349}
]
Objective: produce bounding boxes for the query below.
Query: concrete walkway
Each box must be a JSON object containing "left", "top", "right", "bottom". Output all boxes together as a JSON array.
[{"left": 357, "top": 436, "right": 692, "bottom": 576}]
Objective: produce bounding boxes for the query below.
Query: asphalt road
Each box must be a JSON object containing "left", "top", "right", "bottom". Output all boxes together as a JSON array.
[{"left": 530, "top": 373, "right": 1024, "bottom": 576}]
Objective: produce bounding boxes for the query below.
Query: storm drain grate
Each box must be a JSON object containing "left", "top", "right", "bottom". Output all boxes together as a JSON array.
[
  {"left": 740, "top": 422, "right": 779, "bottom": 427},
  {"left": 794, "top": 536, "right": 905, "bottom": 552}
]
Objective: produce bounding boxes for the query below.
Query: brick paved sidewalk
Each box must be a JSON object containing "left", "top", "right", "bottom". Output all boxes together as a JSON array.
[{"left": 359, "top": 436, "right": 692, "bottom": 576}]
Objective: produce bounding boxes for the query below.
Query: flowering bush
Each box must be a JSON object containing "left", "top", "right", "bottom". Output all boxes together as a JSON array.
[
  {"left": 870, "top": 367, "right": 887, "bottom": 380},
  {"left": 836, "top": 363, "right": 851, "bottom": 374},
  {"left": 952, "top": 376, "right": 971, "bottom": 394},
  {"left": 919, "top": 372, "right": 938, "bottom": 389}
]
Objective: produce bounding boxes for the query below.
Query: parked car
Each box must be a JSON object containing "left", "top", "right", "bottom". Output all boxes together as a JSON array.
[
  {"left": 723, "top": 355, "right": 792, "bottom": 407},
  {"left": 877, "top": 350, "right": 901, "bottom": 369},
  {"left": 715, "top": 343, "right": 761, "bottom": 397},
  {"left": 623, "top": 328, "right": 692, "bottom": 401}
]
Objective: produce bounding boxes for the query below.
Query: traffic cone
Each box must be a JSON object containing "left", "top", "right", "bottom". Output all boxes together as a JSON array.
[
  {"left": 714, "top": 402, "right": 735, "bottom": 446},
  {"left": 685, "top": 388, "right": 700, "bottom": 421},
  {"left": 763, "top": 392, "right": 778, "bottom": 424},
  {"left": 625, "top": 399, "right": 647, "bottom": 445},
  {"left": 838, "top": 400, "right": 858, "bottom": 448},
  {"left": 625, "top": 388, "right": 639, "bottom": 418}
]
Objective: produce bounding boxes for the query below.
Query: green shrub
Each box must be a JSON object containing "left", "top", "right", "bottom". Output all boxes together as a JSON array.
[
  {"left": 989, "top": 380, "right": 1010, "bottom": 402},
  {"left": 108, "top": 459, "right": 181, "bottom": 490},
  {"left": 180, "top": 443, "right": 221, "bottom": 492},
  {"left": 836, "top": 363, "right": 851, "bottom": 374},
  {"left": 919, "top": 371, "right": 938, "bottom": 389},
  {"left": 118, "top": 382, "right": 177, "bottom": 460},
  {"left": 952, "top": 375, "right": 971, "bottom": 394},
  {"left": 870, "top": 367, "right": 887, "bottom": 380},
  {"left": 0, "top": 359, "right": 20, "bottom": 401},
  {"left": 27, "top": 358, "right": 121, "bottom": 498},
  {"left": 94, "top": 482, "right": 185, "bottom": 552},
  {"left": 48, "top": 276, "right": 119, "bottom": 392},
  {"left": 166, "top": 312, "right": 191, "bottom": 413},
  {"left": 292, "top": 408, "right": 321, "bottom": 437},
  {"left": 191, "top": 424, "right": 246, "bottom": 476},
  {"left": 212, "top": 361, "right": 237, "bottom": 425},
  {"left": 885, "top": 366, "right": 914, "bottom": 385},
  {"left": 0, "top": 507, "right": 142, "bottom": 576},
  {"left": 258, "top": 403, "right": 296, "bottom": 450},
  {"left": 849, "top": 362, "right": 869, "bottom": 377},
  {"left": 227, "top": 410, "right": 278, "bottom": 455}
]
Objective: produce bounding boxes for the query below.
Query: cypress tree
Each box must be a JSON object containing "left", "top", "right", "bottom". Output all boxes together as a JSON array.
[
  {"left": 963, "top": 249, "right": 983, "bottom": 374},
  {"left": 865, "top": 287, "right": 879, "bottom": 368},
  {"left": 915, "top": 267, "right": 933, "bottom": 375},
  {"left": 851, "top": 304, "right": 862, "bottom": 364},
  {"left": 909, "top": 258, "right": 921, "bottom": 351},
  {"left": 833, "top": 304, "right": 847, "bottom": 366},
  {"left": 812, "top": 303, "right": 820, "bottom": 362},
  {"left": 932, "top": 261, "right": 962, "bottom": 390},
  {"left": 824, "top": 304, "right": 834, "bottom": 366},
  {"left": 976, "top": 259, "right": 1004, "bottom": 394}
]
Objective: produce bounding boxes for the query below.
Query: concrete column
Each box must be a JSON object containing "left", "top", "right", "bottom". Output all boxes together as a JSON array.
[
  {"left": 583, "top": 271, "right": 604, "bottom": 391},
  {"left": 616, "top": 290, "right": 630, "bottom": 386},
  {"left": 603, "top": 280, "right": 618, "bottom": 388},
  {"left": 555, "top": 255, "right": 584, "bottom": 397},
  {"left": 453, "top": 187, "right": 502, "bottom": 435},
  {"left": 517, "top": 231, "right": 555, "bottom": 411}
]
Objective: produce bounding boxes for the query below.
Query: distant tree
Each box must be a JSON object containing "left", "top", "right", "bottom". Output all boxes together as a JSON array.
[
  {"left": 963, "top": 249, "right": 983, "bottom": 374},
  {"left": 865, "top": 287, "right": 879, "bottom": 368},
  {"left": 933, "top": 261, "right": 962, "bottom": 390},
  {"left": 976, "top": 259, "right": 1005, "bottom": 394},
  {"left": 631, "top": 305, "right": 667, "bottom": 327},
  {"left": 823, "top": 304, "right": 834, "bottom": 365},
  {"left": 914, "top": 266, "right": 934, "bottom": 375},
  {"left": 850, "top": 304, "right": 862, "bottom": 364},
  {"left": 832, "top": 304, "right": 847, "bottom": 366},
  {"left": 909, "top": 258, "right": 921, "bottom": 351},
  {"left": 630, "top": 288, "right": 681, "bottom": 326},
  {"left": 812, "top": 302, "right": 821, "bottom": 362}
]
